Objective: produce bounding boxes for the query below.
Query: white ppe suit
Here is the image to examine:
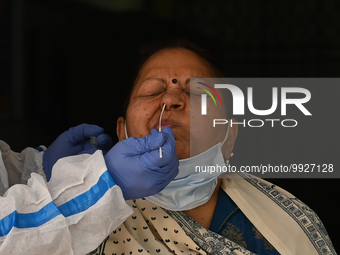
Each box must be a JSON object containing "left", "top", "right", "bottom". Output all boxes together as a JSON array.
[{"left": 0, "top": 140, "right": 133, "bottom": 255}]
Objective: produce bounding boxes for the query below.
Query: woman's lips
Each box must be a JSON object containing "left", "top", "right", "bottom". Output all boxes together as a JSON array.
[{"left": 156, "top": 119, "right": 179, "bottom": 130}]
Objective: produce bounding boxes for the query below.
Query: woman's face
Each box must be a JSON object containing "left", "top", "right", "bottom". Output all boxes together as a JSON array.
[{"left": 117, "top": 48, "right": 235, "bottom": 159}]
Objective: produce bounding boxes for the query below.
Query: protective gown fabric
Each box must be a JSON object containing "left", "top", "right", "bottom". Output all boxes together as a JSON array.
[
  {"left": 0, "top": 140, "right": 46, "bottom": 195},
  {"left": 0, "top": 140, "right": 133, "bottom": 255}
]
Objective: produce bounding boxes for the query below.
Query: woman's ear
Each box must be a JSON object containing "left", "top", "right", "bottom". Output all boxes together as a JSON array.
[
  {"left": 116, "top": 117, "right": 127, "bottom": 141},
  {"left": 222, "top": 118, "right": 238, "bottom": 160}
]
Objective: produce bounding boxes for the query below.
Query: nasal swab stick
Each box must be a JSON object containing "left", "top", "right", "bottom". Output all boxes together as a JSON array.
[{"left": 159, "top": 104, "right": 167, "bottom": 158}]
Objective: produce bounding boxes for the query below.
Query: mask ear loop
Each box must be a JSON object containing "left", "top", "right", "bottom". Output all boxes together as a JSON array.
[
  {"left": 222, "top": 120, "right": 234, "bottom": 166},
  {"left": 124, "top": 121, "right": 129, "bottom": 139},
  {"left": 221, "top": 120, "right": 230, "bottom": 146}
]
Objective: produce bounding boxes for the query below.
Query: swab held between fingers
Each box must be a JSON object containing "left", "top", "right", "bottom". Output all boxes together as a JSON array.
[
  {"left": 159, "top": 104, "right": 166, "bottom": 158},
  {"left": 90, "top": 136, "right": 98, "bottom": 149}
]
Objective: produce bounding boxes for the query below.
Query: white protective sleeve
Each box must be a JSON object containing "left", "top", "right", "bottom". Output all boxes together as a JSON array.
[
  {"left": 0, "top": 140, "right": 133, "bottom": 255},
  {"left": 0, "top": 140, "right": 47, "bottom": 195}
]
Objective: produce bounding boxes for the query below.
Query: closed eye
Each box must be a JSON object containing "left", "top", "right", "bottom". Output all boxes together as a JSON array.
[
  {"left": 139, "top": 90, "right": 165, "bottom": 97},
  {"left": 136, "top": 78, "right": 166, "bottom": 97}
]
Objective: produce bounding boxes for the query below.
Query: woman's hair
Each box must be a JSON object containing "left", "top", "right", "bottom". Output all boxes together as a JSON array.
[{"left": 122, "top": 38, "right": 233, "bottom": 119}]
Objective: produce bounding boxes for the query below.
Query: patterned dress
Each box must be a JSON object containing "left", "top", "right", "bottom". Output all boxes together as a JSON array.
[{"left": 89, "top": 174, "right": 337, "bottom": 255}]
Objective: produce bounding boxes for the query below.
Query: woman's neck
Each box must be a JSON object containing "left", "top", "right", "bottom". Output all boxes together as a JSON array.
[{"left": 182, "top": 179, "right": 222, "bottom": 229}]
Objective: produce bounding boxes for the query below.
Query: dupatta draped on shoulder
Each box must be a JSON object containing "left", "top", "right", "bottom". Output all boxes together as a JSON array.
[{"left": 90, "top": 173, "right": 336, "bottom": 255}]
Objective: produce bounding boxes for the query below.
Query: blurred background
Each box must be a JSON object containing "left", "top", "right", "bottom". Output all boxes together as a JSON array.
[{"left": 1, "top": 0, "right": 339, "bottom": 251}]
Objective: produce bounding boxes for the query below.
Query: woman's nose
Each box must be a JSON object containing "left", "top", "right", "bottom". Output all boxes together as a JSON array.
[{"left": 160, "top": 88, "right": 186, "bottom": 111}]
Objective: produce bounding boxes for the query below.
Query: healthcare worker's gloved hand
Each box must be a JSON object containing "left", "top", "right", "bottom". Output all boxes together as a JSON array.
[
  {"left": 43, "top": 123, "right": 113, "bottom": 181},
  {"left": 105, "top": 126, "right": 179, "bottom": 200}
]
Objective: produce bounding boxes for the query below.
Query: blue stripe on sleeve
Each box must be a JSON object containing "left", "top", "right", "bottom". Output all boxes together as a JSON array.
[
  {"left": 0, "top": 170, "right": 116, "bottom": 236},
  {"left": 0, "top": 202, "right": 60, "bottom": 236},
  {"left": 58, "top": 170, "right": 116, "bottom": 217}
]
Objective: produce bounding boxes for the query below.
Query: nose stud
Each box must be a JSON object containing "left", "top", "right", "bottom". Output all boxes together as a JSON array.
[{"left": 172, "top": 78, "right": 177, "bottom": 84}]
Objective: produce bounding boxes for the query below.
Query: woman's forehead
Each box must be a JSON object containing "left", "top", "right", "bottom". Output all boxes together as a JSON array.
[{"left": 137, "top": 48, "right": 214, "bottom": 79}]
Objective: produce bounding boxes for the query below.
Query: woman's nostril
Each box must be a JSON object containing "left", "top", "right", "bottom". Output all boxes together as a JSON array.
[{"left": 171, "top": 104, "right": 182, "bottom": 109}]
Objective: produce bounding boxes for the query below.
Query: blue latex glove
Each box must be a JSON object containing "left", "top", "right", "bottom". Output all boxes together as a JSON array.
[
  {"left": 43, "top": 123, "right": 113, "bottom": 181},
  {"left": 105, "top": 126, "right": 179, "bottom": 200}
]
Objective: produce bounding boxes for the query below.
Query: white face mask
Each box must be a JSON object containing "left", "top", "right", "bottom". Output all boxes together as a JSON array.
[{"left": 145, "top": 123, "right": 230, "bottom": 211}]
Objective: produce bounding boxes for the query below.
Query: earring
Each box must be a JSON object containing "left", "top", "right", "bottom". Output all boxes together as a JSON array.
[
  {"left": 172, "top": 78, "right": 177, "bottom": 84},
  {"left": 225, "top": 152, "right": 234, "bottom": 166}
]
